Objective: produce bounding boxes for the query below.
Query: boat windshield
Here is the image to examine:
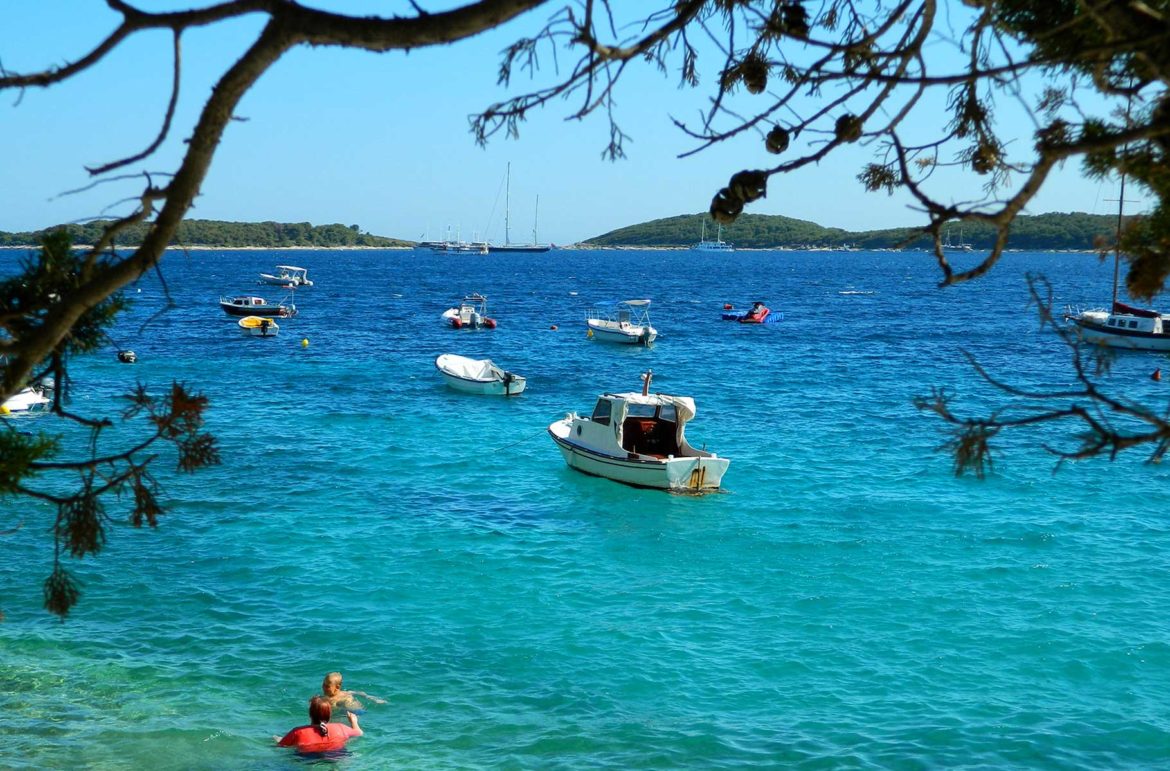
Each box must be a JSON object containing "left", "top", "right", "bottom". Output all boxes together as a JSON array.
[
  {"left": 591, "top": 399, "right": 612, "bottom": 425},
  {"left": 627, "top": 403, "right": 656, "bottom": 419}
]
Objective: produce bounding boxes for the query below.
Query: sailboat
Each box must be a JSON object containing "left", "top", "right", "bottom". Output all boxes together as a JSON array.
[
  {"left": 943, "top": 226, "right": 973, "bottom": 252},
  {"left": 692, "top": 219, "right": 734, "bottom": 252},
  {"left": 1066, "top": 170, "right": 1170, "bottom": 350},
  {"left": 489, "top": 164, "right": 552, "bottom": 253}
]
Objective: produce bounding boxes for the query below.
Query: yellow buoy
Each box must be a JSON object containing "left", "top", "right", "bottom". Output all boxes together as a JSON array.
[
  {"left": 586, "top": 329, "right": 593, "bottom": 338},
  {"left": 1, "top": 405, "right": 9, "bottom": 416},
  {"left": 301, "top": 338, "right": 309, "bottom": 348}
]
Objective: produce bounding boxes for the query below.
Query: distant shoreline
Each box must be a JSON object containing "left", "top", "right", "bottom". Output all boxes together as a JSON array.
[{"left": 0, "top": 244, "right": 1099, "bottom": 254}]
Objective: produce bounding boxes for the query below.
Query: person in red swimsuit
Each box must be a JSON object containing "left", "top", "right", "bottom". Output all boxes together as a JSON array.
[{"left": 276, "top": 695, "right": 363, "bottom": 754}]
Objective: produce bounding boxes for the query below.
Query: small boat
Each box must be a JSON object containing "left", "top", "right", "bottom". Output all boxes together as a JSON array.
[
  {"left": 721, "top": 301, "right": 783, "bottom": 324},
  {"left": 435, "top": 354, "right": 527, "bottom": 395},
  {"left": 547, "top": 370, "right": 728, "bottom": 492},
  {"left": 441, "top": 293, "right": 497, "bottom": 329},
  {"left": 1, "top": 384, "right": 51, "bottom": 416},
  {"left": 258, "top": 265, "right": 313, "bottom": 287},
  {"left": 238, "top": 315, "right": 280, "bottom": 337},
  {"left": 692, "top": 220, "right": 734, "bottom": 253},
  {"left": 220, "top": 295, "right": 296, "bottom": 318},
  {"left": 586, "top": 299, "right": 656, "bottom": 345}
]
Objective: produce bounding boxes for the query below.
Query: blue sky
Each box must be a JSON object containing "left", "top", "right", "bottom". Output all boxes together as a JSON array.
[{"left": 0, "top": 3, "right": 1130, "bottom": 244}]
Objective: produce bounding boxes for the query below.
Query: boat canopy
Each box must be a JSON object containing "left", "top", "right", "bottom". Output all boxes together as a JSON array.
[
  {"left": 439, "top": 355, "right": 504, "bottom": 382},
  {"left": 276, "top": 265, "right": 307, "bottom": 273},
  {"left": 594, "top": 299, "right": 651, "bottom": 307},
  {"left": 605, "top": 392, "right": 696, "bottom": 424},
  {"left": 1113, "top": 300, "right": 1162, "bottom": 319}
]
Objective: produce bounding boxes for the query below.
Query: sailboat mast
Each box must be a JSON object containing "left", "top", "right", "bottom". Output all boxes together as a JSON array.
[
  {"left": 505, "top": 163, "right": 511, "bottom": 247},
  {"left": 533, "top": 195, "right": 540, "bottom": 245},
  {"left": 1112, "top": 170, "right": 1126, "bottom": 308}
]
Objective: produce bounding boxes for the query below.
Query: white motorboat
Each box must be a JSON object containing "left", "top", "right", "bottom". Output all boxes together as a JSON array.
[
  {"left": 259, "top": 265, "right": 313, "bottom": 287},
  {"left": 441, "top": 293, "right": 497, "bottom": 329},
  {"left": 586, "top": 299, "right": 656, "bottom": 346},
  {"left": 238, "top": 315, "right": 280, "bottom": 337},
  {"left": 547, "top": 371, "right": 728, "bottom": 492},
  {"left": 435, "top": 354, "right": 526, "bottom": 396},
  {"left": 1, "top": 384, "right": 51, "bottom": 416}
]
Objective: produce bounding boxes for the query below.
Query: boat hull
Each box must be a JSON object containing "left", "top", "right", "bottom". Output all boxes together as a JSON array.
[
  {"left": 1075, "top": 324, "right": 1170, "bottom": 351},
  {"left": 220, "top": 297, "right": 296, "bottom": 317},
  {"left": 439, "top": 372, "right": 527, "bottom": 395},
  {"left": 548, "top": 419, "right": 727, "bottom": 491},
  {"left": 488, "top": 244, "right": 551, "bottom": 253},
  {"left": 587, "top": 319, "right": 657, "bottom": 345}
]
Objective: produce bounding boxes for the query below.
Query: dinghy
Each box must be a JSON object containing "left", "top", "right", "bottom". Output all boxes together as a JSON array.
[{"left": 435, "top": 354, "right": 526, "bottom": 395}]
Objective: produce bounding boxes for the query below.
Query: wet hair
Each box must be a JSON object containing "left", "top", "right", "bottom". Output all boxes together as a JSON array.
[
  {"left": 308, "top": 695, "right": 332, "bottom": 736},
  {"left": 323, "top": 671, "right": 342, "bottom": 689}
]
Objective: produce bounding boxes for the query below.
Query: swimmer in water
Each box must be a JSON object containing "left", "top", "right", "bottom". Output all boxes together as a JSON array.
[
  {"left": 276, "top": 695, "right": 362, "bottom": 754},
  {"left": 322, "top": 671, "right": 387, "bottom": 711}
]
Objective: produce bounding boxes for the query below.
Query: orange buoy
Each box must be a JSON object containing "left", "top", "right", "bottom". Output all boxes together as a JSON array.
[
  {"left": 550, "top": 324, "right": 558, "bottom": 330},
  {"left": 1153, "top": 368, "right": 1162, "bottom": 381},
  {"left": 723, "top": 303, "right": 733, "bottom": 310}
]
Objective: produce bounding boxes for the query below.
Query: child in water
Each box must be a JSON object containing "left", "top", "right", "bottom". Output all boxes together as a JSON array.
[{"left": 321, "top": 671, "right": 387, "bottom": 711}]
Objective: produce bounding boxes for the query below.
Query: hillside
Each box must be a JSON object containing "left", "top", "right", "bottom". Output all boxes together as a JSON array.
[
  {"left": 0, "top": 219, "right": 411, "bottom": 248},
  {"left": 585, "top": 211, "right": 1127, "bottom": 251}
]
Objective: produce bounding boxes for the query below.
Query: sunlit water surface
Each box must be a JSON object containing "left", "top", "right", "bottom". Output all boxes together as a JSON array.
[{"left": 2, "top": 247, "right": 1169, "bottom": 769}]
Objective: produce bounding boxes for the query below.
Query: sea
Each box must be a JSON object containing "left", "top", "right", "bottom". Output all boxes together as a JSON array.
[{"left": 2, "top": 246, "right": 1169, "bottom": 769}]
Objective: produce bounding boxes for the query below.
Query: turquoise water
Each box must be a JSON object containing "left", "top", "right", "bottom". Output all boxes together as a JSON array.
[{"left": 2, "top": 248, "right": 1169, "bottom": 768}]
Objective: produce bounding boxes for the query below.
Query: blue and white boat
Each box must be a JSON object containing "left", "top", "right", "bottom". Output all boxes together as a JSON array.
[{"left": 586, "top": 299, "right": 656, "bottom": 346}]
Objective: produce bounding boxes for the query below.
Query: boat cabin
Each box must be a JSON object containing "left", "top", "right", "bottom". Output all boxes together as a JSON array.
[
  {"left": 1104, "top": 302, "right": 1164, "bottom": 334},
  {"left": 586, "top": 393, "right": 699, "bottom": 459},
  {"left": 1104, "top": 313, "right": 1162, "bottom": 334}
]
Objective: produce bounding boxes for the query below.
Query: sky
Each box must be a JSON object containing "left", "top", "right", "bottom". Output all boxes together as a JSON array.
[{"left": 0, "top": 2, "right": 1133, "bottom": 245}]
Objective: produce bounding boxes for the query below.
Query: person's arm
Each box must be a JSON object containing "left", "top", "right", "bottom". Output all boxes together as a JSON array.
[
  {"left": 352, "top": 689, "right": 387, "bottom": 705},
  {"left": 346, "top": 710, "right": 364, "bottom": 737}
]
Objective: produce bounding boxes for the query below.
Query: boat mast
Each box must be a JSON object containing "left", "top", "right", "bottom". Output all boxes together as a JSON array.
[
  {"left": 1111, "top": 95, "right": 1134, "bottom": 309},
  {"left": 533, "top": 194, "right": 540, "bottom": 246},
  {"left": 504, "top": 162, "right": 511, "bottom": 247},
  {"left": 1111, "top": 169, "right": 1126, "bottom": 308}
]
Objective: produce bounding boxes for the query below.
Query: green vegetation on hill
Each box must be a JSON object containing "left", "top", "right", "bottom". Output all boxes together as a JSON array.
[
  {"left": 0, "top": 220, "right": 411, "bottom": 248},
  {"left": 585, "top": 212, "right": 1128, "bottom": 251}
]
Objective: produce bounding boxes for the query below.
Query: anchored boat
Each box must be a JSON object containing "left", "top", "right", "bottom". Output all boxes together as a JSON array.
[
  {"left": 220, "top": 294, "right": 296, "bottom": 318},
  {"left": 1, "top": 384, "right": 51, "bottom": 416},
  {"left": 435, "top": 354, "right": 526, "bottom": 395},
  {"left": 441, "top": 293, "right": 497, "bottom": 329},
  {"left": 586, "top": 299, "right": 656, "bottom": 345},
  {"left": 547, "top": 370, "right": 728, "bottom": 492},
  {"left": 238, "top": 315, "right": 280, "bottom": 337}
]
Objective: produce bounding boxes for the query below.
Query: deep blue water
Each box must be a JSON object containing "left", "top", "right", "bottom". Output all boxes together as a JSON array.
[{"left": 2, "top": 247, "right": 1169, "bottom": 769}]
